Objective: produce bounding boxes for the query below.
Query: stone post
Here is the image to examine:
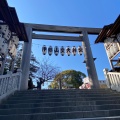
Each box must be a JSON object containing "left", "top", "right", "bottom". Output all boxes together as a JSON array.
[
  {"left": 103, "top": 68, "right": 111, "bottom": 88},
  {"left": 82, "top": 31, "right": 100, "bottom": 88},
  {"left": 20, "top": 25, "right": 32, "bottom": 90}
]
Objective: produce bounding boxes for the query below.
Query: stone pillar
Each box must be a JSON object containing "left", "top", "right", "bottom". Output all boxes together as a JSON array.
[
  {"left": 20, "top": 25, "right": 32, "bottom": 90},
  {"left": 82, "top": 31, "right": 100, "bottom": 88}
]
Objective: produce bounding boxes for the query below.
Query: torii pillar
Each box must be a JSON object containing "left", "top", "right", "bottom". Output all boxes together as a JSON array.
[
  {"left": 20, "top": 25, "right": 32, "bottom": 90},
  {"left": 82, "top": 31, "right": 100, "bottom": 88}
]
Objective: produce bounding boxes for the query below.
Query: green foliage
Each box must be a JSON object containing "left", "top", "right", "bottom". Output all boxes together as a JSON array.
[{"left": 49, "top": 70, "right": 86, "bottom": 89}]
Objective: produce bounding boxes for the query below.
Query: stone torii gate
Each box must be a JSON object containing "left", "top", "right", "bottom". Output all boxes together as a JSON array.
[
  {"left": 0, "top": 0, "right": 102, "bottom": 90},
  {"left": 21, "top": 23, "right": 101, "bottom": 90}
]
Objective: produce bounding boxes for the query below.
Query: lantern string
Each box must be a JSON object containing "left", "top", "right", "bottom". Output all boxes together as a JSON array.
[
  {"left": 32, "top": 43, "right": 83, "bottom": 48},
  {"left": 32, "top": 43, "right": 101, "bottom": 48}
]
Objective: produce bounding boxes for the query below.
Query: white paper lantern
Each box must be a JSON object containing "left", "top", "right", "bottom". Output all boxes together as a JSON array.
[
  {"left": 66, "top": 46, "right": 71, "bottom": 56},
  {"left": 9, "top": 44, "right": 17, "bottom": 58},
  {"left": 113, "top": 42, "right": 119, "bottom": 54},
  {"left": 0, "top": 25, "right": 9, "bottom": 35},
  {"left": 0, "top": 25, "right": 11, "bottom": 41},
  {"left": 8, "top": 40, "right": 14, "bottom": 51},
  {"left": 48, "top": 46, "right": 53, "bottom": 56},
  {"left": 60, "top": 46, "right": 65, "bottom": 56},
  {"left": 106, "top": 48, "right": 111, "bottom": 58},
  {"left": 78, "top": 46, "right": 83, "bottom": 55},
  {"left": 110, "top": 45, "right": 114, "bottom": 57},
  {"left": 10, "top": 35, "right": 19, "bottom": 46},
  {"left": 54, "top": 46, "right": 59, "bottom": 56},
  {"left": 12, "top": 47, "right": 17, "bottom": 58},
  {"left": 72, "top": 46, "right": 76, "bottom": 56},
  {"left": 42, "top": 45, "right": 47, "bottom": 55},
  {"left": 3, "top": 30, "right": 11, "bottom": 41},
  {"left": 0, "top": 37, "right": 8, "bottom": 56}
]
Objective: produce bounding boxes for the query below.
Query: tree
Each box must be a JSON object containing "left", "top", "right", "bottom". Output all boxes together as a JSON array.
[
  {"left": 37, "top": 58, "right": 60, "bottom": 90},
  {"left": 49, "top": 70, "right": 86, "bottom": 89}
]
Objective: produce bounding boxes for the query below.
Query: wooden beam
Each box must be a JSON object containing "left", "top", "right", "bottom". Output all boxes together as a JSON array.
[
  {"left": 25, "top": 23, "right": 102, "bottom": 35},
  {"left": 32, "top": 33, "right": 83, "bottom": 41}
]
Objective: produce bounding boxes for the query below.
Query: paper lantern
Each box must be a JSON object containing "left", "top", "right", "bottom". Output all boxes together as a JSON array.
[
  {"left": 11, "top": 35, "right": 19, "bottom": 46},
  {"left": 9, "top": 44, "right": 16, "bottom": 57},
  {"left": 42, "top": 45, "right": 47, "bottom": 55},
  {"left": 0, "top": 25, "right": 11, "bottom": 41},
  {"left": 48, "top": 46, "right": 53, "bottom": 56},
  {"left": 72, "top": 46, "right": 76, "bottom": 56},
  {"left": 54, "top": 46, "right": 59, "bottom": 56},
  {"left": 78, "top": 46, "right": 83, "bottom": 55},
  {"left": 106, "top": 48, "right": 111, "bottom": 58},
  {"left": 0, "top": 37, "right": 8, "bottom": 56},
  {"left": 60, "top": 46, "right": 65, "bottom": 56},
  {"left": 113, "top": 42, "right": 119, "bottom": 54},
  {"left": 66, "top": 46, "right": 71, "bottom": 56}
]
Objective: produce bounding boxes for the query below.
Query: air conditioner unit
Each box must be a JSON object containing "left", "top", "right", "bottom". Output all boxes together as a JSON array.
[{"left": 0, "top": 38, "right": 8, "bottom": 56}]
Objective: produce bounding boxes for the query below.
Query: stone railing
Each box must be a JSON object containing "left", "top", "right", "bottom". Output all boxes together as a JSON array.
[
  {"left": 103, "top": 68, "right": 120, "bottom": 91},
  {"left": 0, "top": 69, "right": 22, "bottom": 102}
]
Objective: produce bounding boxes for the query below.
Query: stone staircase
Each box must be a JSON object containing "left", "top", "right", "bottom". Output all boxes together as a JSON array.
[{"left": 1, "top": 89, "right": 120, "bottom": 120}]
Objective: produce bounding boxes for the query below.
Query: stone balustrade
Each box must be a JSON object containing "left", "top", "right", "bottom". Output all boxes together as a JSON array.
[
  {"left": 0, "top": 69, "right": 22, "bottom": 103},
  {"left": 103, "top": 68, "right": 120, "bottom": 91}
]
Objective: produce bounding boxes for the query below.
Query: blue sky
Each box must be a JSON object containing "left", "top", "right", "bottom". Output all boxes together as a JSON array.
[{"left": 7, "top": 0, "right": 120, "bottom": 86}]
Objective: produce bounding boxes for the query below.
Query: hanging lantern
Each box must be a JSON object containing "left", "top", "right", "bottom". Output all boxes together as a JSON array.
[
  {"left": 54, "top": 46, "right": 59, "bottom": 56},
  {"left": 72, "top": 46, "right": 77, "bottom": 56},
  {"left": 0, "top": 37, "right": 8, "bottom": 56},
  {"left": 42, "top": 45, "right": 47, "bottom": 55},
  {"left": 48, "top": 46, "right": 53, "bottom": 56},
  {"left": 10, "top": 35, "right": 19, "bottom": 46},
  {"left": 78, "top": 46, "right": 83, "bottom": 55},
  {"left": 60, "top": 46, "right": 65, "bottom": 56},
  {"left": 66, "top": 46, "right": 71, "bottom": 56}
]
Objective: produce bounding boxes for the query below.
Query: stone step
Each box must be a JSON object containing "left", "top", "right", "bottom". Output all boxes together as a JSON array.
[
  {"left": 2, "top": 98, "right": 120, "bottom": 109},
  {"left": 57, "top": 116, "right": 120, "bottom": 120},
  {"left": 8, "top": 94, "right": 120, "bottom": 100},
  {"left": 5, "top": 97, "right": 120, "bottom": 104},
  {"left": 1, "top": 104, "right": 120, "bottom": 115},
  {"left": 0, "top": 101, "right": 95, "bottom": 109},
  {"left": 0, "top": 109, "right": 120, "bottom": 120},
  {"left": 15, "top": 90, "right": 113, "bottom": 94}
]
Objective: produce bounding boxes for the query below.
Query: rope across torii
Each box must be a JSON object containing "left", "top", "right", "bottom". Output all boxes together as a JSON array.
[{"left": 20, "top": 23, "right": 101, "bottom": 89}]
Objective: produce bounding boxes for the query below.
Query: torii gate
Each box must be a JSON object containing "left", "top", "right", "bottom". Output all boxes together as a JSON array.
[
  {"left": 0, "top": 0, "right": 101, "bottom": 90},
  {"left": 20, "top": 23, "right": 101, "bottom": 90}
]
